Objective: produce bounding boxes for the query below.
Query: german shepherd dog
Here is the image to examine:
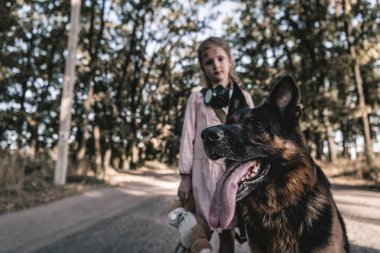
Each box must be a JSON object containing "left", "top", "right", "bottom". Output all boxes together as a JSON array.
[{"left": 201, "top": 76, "right": 349, "bottom": 253}]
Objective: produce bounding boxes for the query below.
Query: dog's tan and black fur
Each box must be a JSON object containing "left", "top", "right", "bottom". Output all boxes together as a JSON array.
[{"left": 201, "top": 76, "right": 349, "bottom": 253}]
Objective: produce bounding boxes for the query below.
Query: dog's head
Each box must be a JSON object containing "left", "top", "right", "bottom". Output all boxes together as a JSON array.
[{"left": 202, "top": 76, "right": 315, "bottom": 229}]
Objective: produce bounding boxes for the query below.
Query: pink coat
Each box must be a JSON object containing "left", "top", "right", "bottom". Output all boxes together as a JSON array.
[{"left": 179, "top": 87, "right": 254, "bottom": 228}]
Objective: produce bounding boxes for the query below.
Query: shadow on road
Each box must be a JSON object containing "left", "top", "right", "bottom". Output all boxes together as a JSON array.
[
  {"left": 31, "top": 188, "right": 178, "bottom": 253},
  {"left": 342, "top": 212, "right": 380, "bottom": 226},
  {"left": 351, "top": 244, "right": 380, "bottom": 253},
  {"left": 114, "top": 168, "right": 180, "bottom": 183},
  {"left": 332, "top": 183, "right": 379, "bottom": 192}
]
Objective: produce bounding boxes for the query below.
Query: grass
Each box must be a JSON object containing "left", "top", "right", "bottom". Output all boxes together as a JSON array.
[
  {"left": 0, "top": 151, "right": 107, "bottom": 215},
  {"left": 317, "top": 156, "right": 380, "bottom": 189}
]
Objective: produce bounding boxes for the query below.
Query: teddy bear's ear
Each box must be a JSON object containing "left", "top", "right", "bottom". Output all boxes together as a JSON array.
[{"left": 167, "top": 207, "right": 186, "bottom": 228}]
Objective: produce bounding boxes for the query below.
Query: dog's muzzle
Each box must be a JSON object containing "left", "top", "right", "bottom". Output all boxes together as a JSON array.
[
  {"left": 201, "top": 126, "right": 226, "bottom": 143},
  {"left": 201, "top": 126, "right": 230, "bottom": 160}
]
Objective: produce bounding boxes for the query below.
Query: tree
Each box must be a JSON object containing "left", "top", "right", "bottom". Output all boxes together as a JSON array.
[{"left": 341, "top": 0, "right": 375, "bottom": 167}]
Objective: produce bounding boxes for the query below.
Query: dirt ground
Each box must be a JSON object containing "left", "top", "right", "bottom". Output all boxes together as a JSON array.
[{"left": 0, "top": 166, "right": 379, "bottom": 253}]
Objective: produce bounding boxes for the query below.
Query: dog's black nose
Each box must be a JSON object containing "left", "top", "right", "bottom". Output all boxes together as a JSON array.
[{"left": 201, "top": 127, "right": 225, "bottom": 142}]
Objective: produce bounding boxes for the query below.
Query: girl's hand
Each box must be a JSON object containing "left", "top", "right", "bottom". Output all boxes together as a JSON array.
[{"left": 177, "top": 174, "right": 192, "bottom": 201}]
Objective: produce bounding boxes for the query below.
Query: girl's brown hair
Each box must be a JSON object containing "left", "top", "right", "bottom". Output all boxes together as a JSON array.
[{"left": 197, "top": 37, "right": 240, "bottom": 87}]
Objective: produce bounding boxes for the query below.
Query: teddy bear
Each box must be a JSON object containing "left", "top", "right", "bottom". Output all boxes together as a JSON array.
[{"left": 168, "top": 195, "right": 212, "bottom": 253}]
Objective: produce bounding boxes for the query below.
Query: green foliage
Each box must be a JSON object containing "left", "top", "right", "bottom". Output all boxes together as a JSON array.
[
  {"left": 224, "top": 0, "right": 379, "bottom": 162},
  {"left": 0, "top": 0, "right": 379, "bottom": 175},
  {"left": 0, "top": 0, "right": 207, "bottom": 171}
]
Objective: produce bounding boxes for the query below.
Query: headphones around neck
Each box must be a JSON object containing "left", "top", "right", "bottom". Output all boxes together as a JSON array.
[{"left": 202, "top": 85, "right": 233, "bottom": 109}]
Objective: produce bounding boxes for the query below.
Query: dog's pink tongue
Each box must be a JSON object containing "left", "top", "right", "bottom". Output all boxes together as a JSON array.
[{"left": 209, "top": 161, "right": 258, "bottom": 229}]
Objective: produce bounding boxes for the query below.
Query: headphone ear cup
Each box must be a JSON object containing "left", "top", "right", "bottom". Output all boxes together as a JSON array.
[
  {"left": 203, "top": 88, "right": 213, "bottom": 105},
  {"left": 203, "top": 85, "right": 230, "bottom": 108}
]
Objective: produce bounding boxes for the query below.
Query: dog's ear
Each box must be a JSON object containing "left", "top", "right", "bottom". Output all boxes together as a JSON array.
[
  {"left": 226, "top": 83, "right": 249, "bottom": 120},
  {"left": 267, "top": 75, "right": 302, "bottom": 123}
]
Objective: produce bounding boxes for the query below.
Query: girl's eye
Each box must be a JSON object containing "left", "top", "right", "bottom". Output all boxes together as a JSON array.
[{"left": 205, "top": 60, "right": 213, "bottom": 66}]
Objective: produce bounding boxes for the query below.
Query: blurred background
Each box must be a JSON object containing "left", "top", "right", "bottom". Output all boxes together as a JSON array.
[{"left": 0, "top": 0, "right": 379, "bottom": 208}]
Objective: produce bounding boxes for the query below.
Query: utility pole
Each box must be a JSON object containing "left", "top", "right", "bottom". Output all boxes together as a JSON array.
[{"left": 54, "top": 0, "right": 81, "bottom": 185}]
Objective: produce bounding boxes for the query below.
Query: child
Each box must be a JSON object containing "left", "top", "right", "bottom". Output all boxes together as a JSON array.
[{"left": 177, "top": 37, "right": 254, "bottom": 253}]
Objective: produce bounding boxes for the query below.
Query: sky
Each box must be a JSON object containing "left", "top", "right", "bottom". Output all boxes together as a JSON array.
[{"left": 198, "top": 1, "right": 240, "bottom": 39}]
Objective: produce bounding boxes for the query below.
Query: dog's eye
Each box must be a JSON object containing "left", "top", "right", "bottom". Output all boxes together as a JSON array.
[
  {"left": 246, "top": 118, "right": 265, "bottom": 131},
  {"left": 255, "top": 122, "right": 265, "bottom": 132}
]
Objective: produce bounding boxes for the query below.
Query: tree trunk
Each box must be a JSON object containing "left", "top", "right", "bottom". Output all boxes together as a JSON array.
[
  {"left": 93, "top": 124, "right": 102, "bottom": 175},
  {"left": 352, "top": 59, "right": 374, "bottom": 165},
  {"left": 76, "top": 0, "right": 106, "bottom": 163},
  {"left": 323, "top": 108, "right": 336, "bottom": 162},
  {"left": 76, "top": 85, "right": 93, "bottom": 161},
  {"left": 341, "top": 132, "right": 349, "bottom": 158},
  {"left": 342, "top": 0, "right": 374, "bottom": 166},
  {"left": 103, "top": 146, "right": 112, "bottom": 180},
  {"left": 314, "top": 133, "right": 323, "bottom": 160},
  {"left": 29, "top": 124, "right": 38, "bottom": 159}
]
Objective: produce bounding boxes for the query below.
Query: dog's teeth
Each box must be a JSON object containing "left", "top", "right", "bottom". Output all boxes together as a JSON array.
[{"left": 241, "top": 170, "right": 257, "bottom": 182}]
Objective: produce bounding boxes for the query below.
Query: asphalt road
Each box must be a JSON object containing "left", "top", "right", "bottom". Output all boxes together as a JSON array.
[{"left": 0, "top": 168, "right": 379, "bottom": 253}]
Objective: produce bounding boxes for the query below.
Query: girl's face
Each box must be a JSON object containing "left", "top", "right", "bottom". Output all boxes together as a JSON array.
[{"left": 201, "top": 46, "right": 232, "bottom": 88}]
